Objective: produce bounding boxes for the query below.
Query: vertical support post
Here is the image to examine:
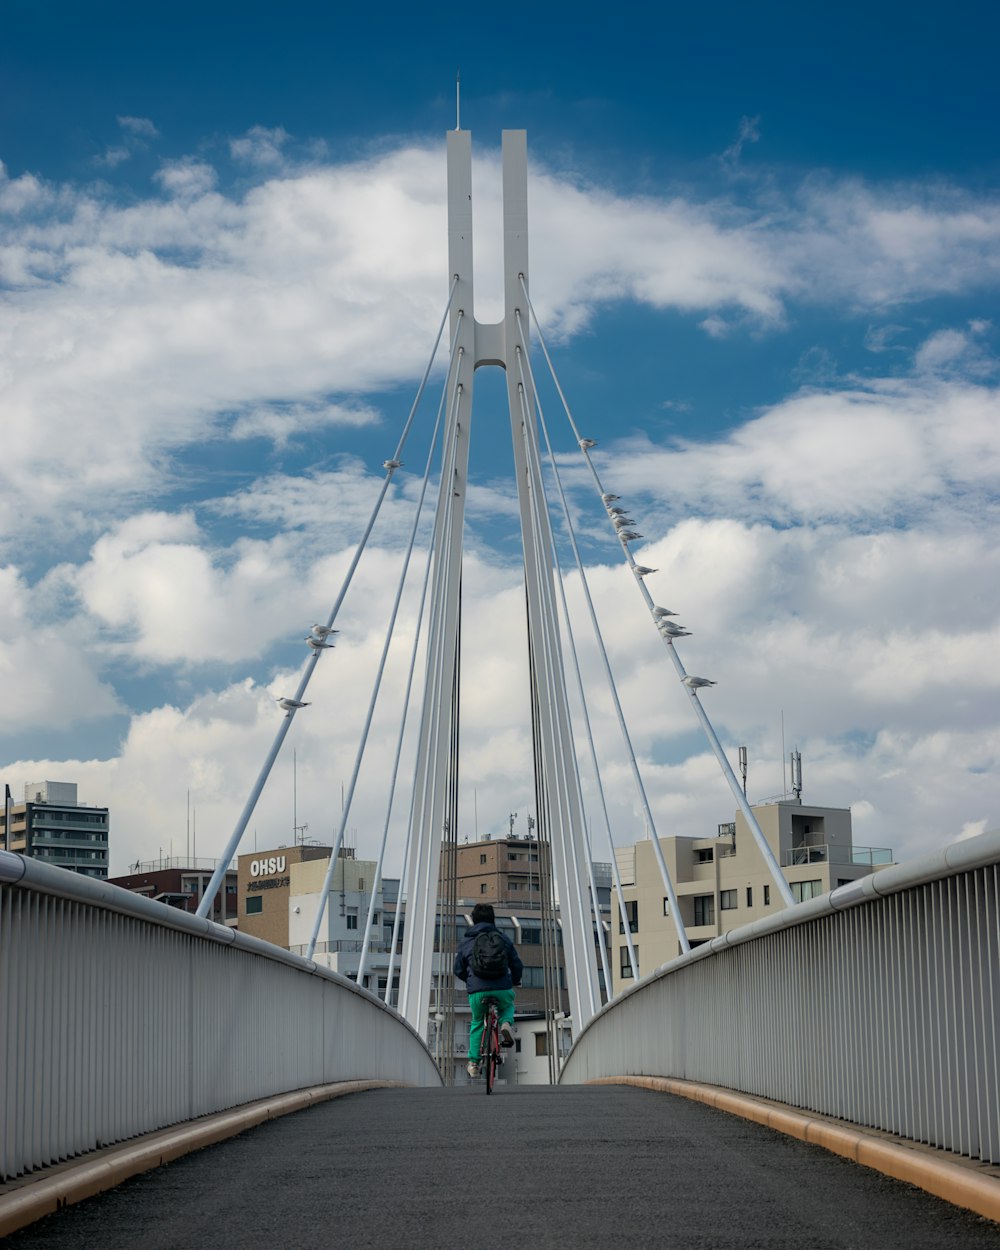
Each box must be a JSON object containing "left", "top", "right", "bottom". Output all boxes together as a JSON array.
[
  {"left": 501, "top": 130, "right": 600, "bottom": 1030},
  {"left": 398, "top": 131, "right": 476, "bottom": 1033}
]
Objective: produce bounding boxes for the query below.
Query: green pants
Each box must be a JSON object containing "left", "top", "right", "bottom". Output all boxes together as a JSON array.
[{"left": 468, "top": 988, "right": 516, "bottom": 1060}]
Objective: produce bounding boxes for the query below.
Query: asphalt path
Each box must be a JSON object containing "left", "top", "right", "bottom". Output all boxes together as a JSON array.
[{"left": 7, "top": 1084, "right": 1000, "bottom": 1249}]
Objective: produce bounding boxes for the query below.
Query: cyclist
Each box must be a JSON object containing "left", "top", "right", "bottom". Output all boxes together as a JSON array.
[{"left": 454, "top": 903, "right": 523, "bottom": 1079}]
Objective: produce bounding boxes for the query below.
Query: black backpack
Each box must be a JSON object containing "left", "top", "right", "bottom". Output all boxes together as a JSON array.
[{"left": 470, "top": 928, "right": 508, "bottom": 979}]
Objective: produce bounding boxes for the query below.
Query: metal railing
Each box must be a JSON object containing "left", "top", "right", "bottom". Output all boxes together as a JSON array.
[
  {"left": 561, "top": 830, "right": 1000, "bottom": 1165},
  {"left": 0, "top": 851, "right": 441, "bottom": 1182},
  {"left": 781, "top": 843, "right": 894, "bottom": 868}
]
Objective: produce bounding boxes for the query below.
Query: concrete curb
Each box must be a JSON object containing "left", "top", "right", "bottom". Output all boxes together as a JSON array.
[
  {"left": 592, "top": 1075, "right": 1000, "bottom": 1225},
  {"left": 0, "top": 1079, "right": 400, "bottom": 1238}
]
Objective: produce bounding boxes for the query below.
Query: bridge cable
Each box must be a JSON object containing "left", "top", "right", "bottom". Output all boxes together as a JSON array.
[
  {"left": 398, "top": 354, "right": 468, "bottom": 1017},
  {"left": 515, "top": 313, "right": 690, "bottom": 953},
  {"left": 513, "top": 329, "right": 642, "bottom": 977},
  {"left": 196, "top": 277, "right": 460, "bottom": 920},
  {"left": 514, "top": 365, "right": 603, "bottom": 1023},
  {"left": 306, "top": 321, "right": 465, "bottom": 959},
  {"left": 526, "top": 629, "right": 562, "bottom": 1081},
  {"left": 519, "top": 278, "right": 796, "bottom": 911},
  {"left": 513, "top": 352, "right": 619, "bottom": 992},
  {"left": 353, "top": 324, "right": 463, "bottom": 986}
]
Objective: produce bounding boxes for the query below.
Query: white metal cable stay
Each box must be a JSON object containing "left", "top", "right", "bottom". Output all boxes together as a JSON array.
[
  {"left": 354, "top": 331, "right": 463, "bottom": 988},
  {"left": 515, "top": 370, "right": 612, "bottom": 999},
  {"left": 398, "top": 355, "right": 468, "bottom": 1020},
  {"left": 519, "top": 276, "right": 796, "bottom": 911},
  {"left": 514, "top": 326, "right": 688, "bottom": 955},
  {"left": 196, "top": 277, "right": 459, "bottom": 920},
  {"left": 306, "top": 318, "right": 465, "bottom": 960},
  {"left": 513, "top": 350, "right": 632, "bottom": 984}
]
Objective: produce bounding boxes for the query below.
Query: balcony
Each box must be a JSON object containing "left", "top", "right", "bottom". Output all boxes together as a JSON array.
[{"left": 781, "top": 844, "right": 894, "bottom": 868}]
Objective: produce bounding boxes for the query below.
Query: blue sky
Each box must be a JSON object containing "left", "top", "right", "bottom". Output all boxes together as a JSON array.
[{"left": 2, "top": 1, "right": 998, "bottom": 873}]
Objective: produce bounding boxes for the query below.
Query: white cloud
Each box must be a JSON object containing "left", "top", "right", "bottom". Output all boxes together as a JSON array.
[
  {"left": 118, "top": 116, "right": 159, "bottom": 139},
  {"left": 1, "top": 135, "right": 998, "bottom": 876},
  {"left": 154, "top": 158, "right": 218, "bottom": 198},
  {"left": 94, "top": 146, "right": 132, "bottom": 169},
  {"left": 2, "top": 142, "right": 1000, "bottom": 554},
  {"left": 586, "top": 368, "right": 1000, "bottom": 528},
  {"left": 229, "top": 399, "right": 381, "bottom": 444},
  {"left": 230, "top": 126, "right": 290, "bottom": 167},
  {"left": 721, "top": 115, "right": 761, "bottom": 164}
]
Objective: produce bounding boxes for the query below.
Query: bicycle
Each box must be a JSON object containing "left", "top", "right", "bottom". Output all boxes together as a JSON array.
[{"left": 479, "top": 997, "right": 503, "bottom": 1094}]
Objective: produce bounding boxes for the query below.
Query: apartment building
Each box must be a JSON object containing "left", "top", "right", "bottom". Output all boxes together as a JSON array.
[
  {"left": 610, "top": 799, "right": 893, "bottom": 995},
  {"left": 3, "top": 780, "right": 109, "bottom": 879}
]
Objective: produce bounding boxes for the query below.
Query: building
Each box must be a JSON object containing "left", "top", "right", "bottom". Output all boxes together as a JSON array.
[
  {"left": 108, "top": 858, "right": 239, "bottom": 926},
  {"left": 455, "top": 832, "right": 544, "bottom": 906},
  {"left": 3, "top": 781, "right": 109, "bottom": 879},
  {"left": 610, "top": 799, "right": 894, "bottom": 994},
  {"left": 287, "top": 849, "right": 380, "bottom": 957},
  {"left": 237, "top": 843, "right": 333, "bottom": 949}
]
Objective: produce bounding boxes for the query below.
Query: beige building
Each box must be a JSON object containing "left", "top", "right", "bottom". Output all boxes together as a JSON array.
[
  {"left": 237, "top": 844, "right": 331, "bottom": 948},
  {"left": 455, "top": 834, "right": 543, "bottom": 906},
  {"left": 610, "top": 800, "right": 893, "bottom": 995}
]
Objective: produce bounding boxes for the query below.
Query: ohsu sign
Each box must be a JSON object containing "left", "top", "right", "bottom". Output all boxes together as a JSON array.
[{"left": 249, "top": 855, "right": 287, "bottom": 878}]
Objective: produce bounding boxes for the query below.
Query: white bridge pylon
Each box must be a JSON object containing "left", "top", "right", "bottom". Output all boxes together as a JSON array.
[{"left": 398, "top": 131, "right": 602, "bottom": 1034}]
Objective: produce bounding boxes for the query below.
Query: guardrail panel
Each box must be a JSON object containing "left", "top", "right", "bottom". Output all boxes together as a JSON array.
[
  {"left": 562, "top": 831, "right": 1000, "bottom": 1165},
  {"left": 0, "top": 853, "right": 440, "bottom": 1182}
]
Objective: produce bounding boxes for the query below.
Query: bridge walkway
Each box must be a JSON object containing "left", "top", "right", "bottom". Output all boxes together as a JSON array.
[{"left": 6, "top": 1084, "right": 1000, "bottom": 1249}]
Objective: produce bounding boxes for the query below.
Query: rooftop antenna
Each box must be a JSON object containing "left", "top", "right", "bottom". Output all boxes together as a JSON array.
[
  {"left": 790, "top": 749, "right": 803, "bottom": 803},
  {"left": 455, "top": 69, "right": 461, "bottom": 130},
  {"left": 509, "top": 810, "right": 517, "bottom": 838},
  {"left": 738, "top": 745, "right": 748, "bottom": 797}
]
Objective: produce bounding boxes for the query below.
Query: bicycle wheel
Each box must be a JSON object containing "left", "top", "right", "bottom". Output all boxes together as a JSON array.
[{"left": 485, "top": 1007, "right": 499, "bottom": 1094}]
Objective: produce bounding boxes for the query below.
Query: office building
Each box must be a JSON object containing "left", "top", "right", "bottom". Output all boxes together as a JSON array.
[
  {"left": 237, "top": 843, "right": 333, "bottom": 949},
  {"left": 3, "top": 781, "right": 109, "bottom": 879}
]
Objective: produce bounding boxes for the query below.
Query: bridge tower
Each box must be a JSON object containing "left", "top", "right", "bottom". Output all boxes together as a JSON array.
[{"left": 398, "top": 131, "right": 602, "bottom": 1034}]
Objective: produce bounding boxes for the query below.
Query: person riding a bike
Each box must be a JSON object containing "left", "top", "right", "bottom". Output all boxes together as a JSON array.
[{"left": 454, "top": 903, "right": 523, "bottom": 1079}]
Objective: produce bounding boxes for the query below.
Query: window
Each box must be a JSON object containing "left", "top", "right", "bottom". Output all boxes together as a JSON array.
[
  {"left": 346, "top": 908, "right": 358, "bottom": 930},
  {"left": 693, "top": 895, "right": 715, "bottom": 926},
  {"left": 358, "top": 877, "right": 365, "bottom": 891},
  {"left": 662, "top": 897, "right": 670, "bottom": 916},
  {"left": 246, "top": 897, "right": 262, "bottom": 915},
  {"left": 696, "top": 848, "right": 714, "bottom": 863},
  {"left": 619, "top": 900, "right": 639, "bottom": 934},
  {"left": 480, "top": 883, "right": 488, "bottom": 894},
  {"left": 535, "top": 1033, "right": 548, "bottom": 1057},
  {"left": 479, "top": 853, "right": 487, "bottom": 864},
  {"left": 720, "top": 889, "right": 737, "bottom": 910},
  {"left": 510, "top": 882, "right": 520, "bottom": 890},
  {"left": 763, "top": 884, "right": 771, "bottom": 906},
  {"left": 619, "top": 944, "right": 638, "bottom": 979},
  {"left": 746, "top": 886, "right": 753, "bottom": 908},
  {"left": 791, "top": 879, "right": 823, "bottom": 902}
]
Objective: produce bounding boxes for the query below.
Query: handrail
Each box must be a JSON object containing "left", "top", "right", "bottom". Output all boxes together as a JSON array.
[
  {"left": 561, "top": 828, "right": 1000, "bottom": 1164},
  {"left": 0, "top": 851, "right": 441, "bottom": 1183}
]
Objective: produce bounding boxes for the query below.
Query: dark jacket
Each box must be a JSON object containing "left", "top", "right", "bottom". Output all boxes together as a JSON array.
[{"left": 454, "top": 921, "right": 523, "bottom": 994}]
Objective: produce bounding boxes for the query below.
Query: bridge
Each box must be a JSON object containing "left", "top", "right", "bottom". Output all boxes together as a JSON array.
[{"left": 2, "top": 128, "right": 1000, "bottom": 1242}]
